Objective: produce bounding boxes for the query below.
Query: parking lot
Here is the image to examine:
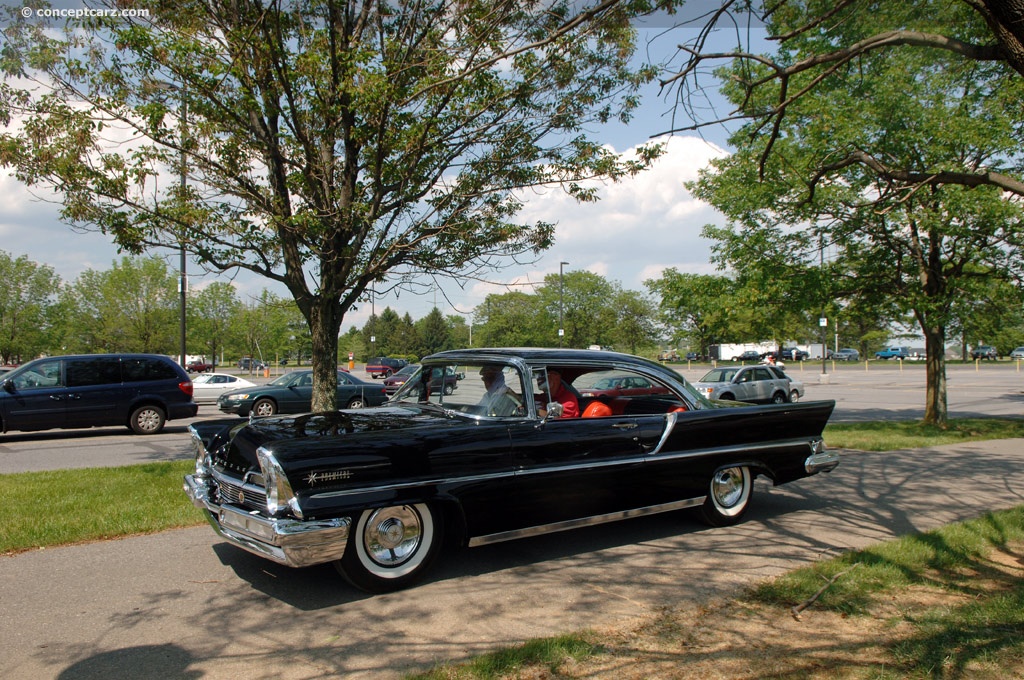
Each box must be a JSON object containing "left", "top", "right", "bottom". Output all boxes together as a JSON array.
[{"left": 1, "top": 361, "right": 1020, "bottom": 475}]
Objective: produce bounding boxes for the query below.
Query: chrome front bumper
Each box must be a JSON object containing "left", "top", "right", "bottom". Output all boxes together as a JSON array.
[{"left": 184, "top": 474, "right": 350, "bottom": 568}]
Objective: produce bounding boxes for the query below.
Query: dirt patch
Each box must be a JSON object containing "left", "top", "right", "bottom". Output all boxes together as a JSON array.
[{"left": 496, "top": 542, "right": 1024, "bottom": 679}]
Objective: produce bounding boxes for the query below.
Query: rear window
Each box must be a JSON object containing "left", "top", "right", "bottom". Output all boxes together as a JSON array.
[{"left": 123, "top": 357, "right": 179, "bottom": 382}]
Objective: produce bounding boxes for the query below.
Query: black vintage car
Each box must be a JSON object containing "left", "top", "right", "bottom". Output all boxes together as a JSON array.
[{"left": 185, "top": 348, "right": 838, "bottom": 593}]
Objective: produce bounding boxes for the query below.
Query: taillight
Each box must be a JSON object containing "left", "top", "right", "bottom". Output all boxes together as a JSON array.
[{"left": 179, "top": 381, "right": 194, "bottom": 397}]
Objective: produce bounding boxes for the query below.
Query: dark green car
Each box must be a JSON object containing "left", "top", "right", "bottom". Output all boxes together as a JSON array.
[{"left": 217, "top": 369, "right": 388, "bottom": 417}]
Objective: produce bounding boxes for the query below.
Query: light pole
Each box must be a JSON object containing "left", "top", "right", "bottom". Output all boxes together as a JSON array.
[
  {"left": 559, "top": 261, "right": 569, "bottom": 348},
  {"left": 152, "top": 80, "right": 188, "bottom": 368}
]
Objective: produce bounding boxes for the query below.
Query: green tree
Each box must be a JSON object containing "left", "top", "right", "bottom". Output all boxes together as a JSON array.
[
  {"left": 0, "top": 251, "right": 61, "bottom": 363},
  {"left": 537, "top": 270, "right": 618, "bottom": 348},
  {"left": 663, "top": 0, "right": 1024, "bottom": 195},
  {"left": 1, "top": 0, "right": 668, "bottom": 410},
  {"left": 417, "top": 308, "right": 450, "bottom": 358},
  {"left": 689, "top": 2, "right": 1024, "bottom": 424},
  {"left": 610, "top": 289, "right": 658, "bottom": 355},
  {"left": 188, "top": 282, "right": 241, "bottom": 366},
  {"left": 645, "top": 270, "right": 736, "bottom": 357},
  {"left": 474, "top": 291, "right": 546, "bottom": 348},
  {"left": 62, "top": 256, "right": 177, "bottom": 353}
]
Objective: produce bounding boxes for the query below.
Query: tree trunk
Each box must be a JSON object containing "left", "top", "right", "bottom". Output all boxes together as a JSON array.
[
  {"left": 309, "top": 297, "right": 343, "bottom": 412},
  {"left": 923, "top": 323, "right": 948, "bottom": 426}
]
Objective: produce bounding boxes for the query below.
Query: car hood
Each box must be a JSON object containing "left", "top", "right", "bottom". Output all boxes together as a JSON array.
[{"left": 202, "top": 404, "right": 465, "bottom": 475}]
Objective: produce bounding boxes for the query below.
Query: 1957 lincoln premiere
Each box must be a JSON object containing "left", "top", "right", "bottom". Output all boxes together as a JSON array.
[{"left": 184, "top": 348, "right": 838, "bottom": 592}]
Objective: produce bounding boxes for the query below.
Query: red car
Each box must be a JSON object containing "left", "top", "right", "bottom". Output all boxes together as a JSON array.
[{"left": 577, "top": 373, "right": 669, "bottom": 398}]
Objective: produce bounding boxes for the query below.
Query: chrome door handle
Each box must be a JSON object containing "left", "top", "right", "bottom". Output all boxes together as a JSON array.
[{"left": 612, "top": 422, "right": 637, "bottom": 430}]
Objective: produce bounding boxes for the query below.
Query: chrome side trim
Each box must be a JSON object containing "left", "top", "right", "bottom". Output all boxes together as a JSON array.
[
  {"left": 648, "top": 410, "right": 679, "bottom": 455},
  {"left": 468, "top": 497, "right": 705, "bottom": 547},
  {"left": 305, "top": 436, "right": 820, "bottom": 502},
  {"left": 184, "top": 474, "right": 350, "bottom": 568}
]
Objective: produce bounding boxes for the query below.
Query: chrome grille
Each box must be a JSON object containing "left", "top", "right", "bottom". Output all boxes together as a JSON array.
[{"left": 213, "top": 473, "right": 268, "bottom": 513}]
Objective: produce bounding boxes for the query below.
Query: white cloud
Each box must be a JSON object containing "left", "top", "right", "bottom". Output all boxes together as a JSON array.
[{"left": 1, "top": 134, "right": 731, "bottom": 322}]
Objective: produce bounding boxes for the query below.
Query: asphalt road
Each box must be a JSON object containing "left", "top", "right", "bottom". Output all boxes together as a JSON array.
[{"left": 0, "top": 362, "right": 1022, "bottom": 679}]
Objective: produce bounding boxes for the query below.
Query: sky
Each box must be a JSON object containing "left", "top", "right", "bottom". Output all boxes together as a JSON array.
[{"left": 0, "top": 15, "right": 747, "bottom": 332}]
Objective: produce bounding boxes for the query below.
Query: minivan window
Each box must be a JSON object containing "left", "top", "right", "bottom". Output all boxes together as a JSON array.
[
  {"left": 67, "top": 357, "right": 122, "bottom": 387},
  {"left": 11, "top": 359, "right": 63, "bottom": 390},
  {"left": 123, "top": 358, "right": 179, "bottom": 382}
]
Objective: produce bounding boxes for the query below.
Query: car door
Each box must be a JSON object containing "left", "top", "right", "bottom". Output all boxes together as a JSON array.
[
  {"left": 502, "top": 414, "right": 646, "bottom": 532},
  {"left": 64, "top": 357, "right": 124, "bottom": 428},
  {"left": 1, "top": 358, "right": 68, "bottom": 431},
  {"left": 281, "top": 373, "right": 315, "bottom": 412}
]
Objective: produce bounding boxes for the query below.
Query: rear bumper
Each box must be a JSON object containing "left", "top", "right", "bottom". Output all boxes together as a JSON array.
[
  {"left": 805, "top": 442, "right": 840, "bottom": 474},
  {"left": 184, "top": 474, "right": 350, "bottom": 568}
]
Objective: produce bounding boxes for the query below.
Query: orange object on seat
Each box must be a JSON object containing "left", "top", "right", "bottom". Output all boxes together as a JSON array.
[
  {"left": 582, "top": 401, "right": 612, "bottom": 418},
  {"left": 669, "top": 405, "right": 688, "bottom": 413}
]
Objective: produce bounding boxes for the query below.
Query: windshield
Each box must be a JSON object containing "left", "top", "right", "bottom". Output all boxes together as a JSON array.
[
  {"left": 392, "top": 361, "right": 528, "bottom": 418},
  {"left": 700, "top": 368, "right": 737, "bottom": 383}
]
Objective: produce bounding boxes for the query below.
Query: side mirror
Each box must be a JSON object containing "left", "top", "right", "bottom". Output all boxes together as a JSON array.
[
  {"left": 545, "top": 401, "right": 564, "bottom": 418},
  {"left": 2, "top": 378, "right": 14, "bottom": 394}
]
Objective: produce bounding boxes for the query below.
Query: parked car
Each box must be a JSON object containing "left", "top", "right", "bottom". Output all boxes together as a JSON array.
[
  {"left": 186, "top": 359, "right": 216, "bottom": 373},
  {"left": 1, "top": 353, "right": 197, "bottom": 434},
  {"left": 970, "top": 345, "right": 1000, "bottom": 360},
  {"left": 875, "top": 347, "right": 910, "bottom": 360},
  {"left": 766, "top": 365, "right": 804, "bottom": 403},
  {"left": 217, "top": 369, "right": 387, "bottom": 417},
  {"left": 1010, "top": 347, "right": 1024, "bottom": 360},
  {"left": 186, "top": 348, "right": 837, "bottom": 592},
  {"left": 779, "top": 347, "right": 809, "bottom": 361},
  {"left": 832, "top": 348, "right": 860, "bottom": 361},
  {"left": 731, "top": 350, "right": 762, "bottom": 362},
  {"left": 685, "top": 352, "right": 701, "bottom": 361},
  {"left": 383, "top": 364, "right": 460, "bottom": 396},
  {"left": 577, "top": 371, "right": 670, "bottom": 398},
  {"left": 191, "top": 372, "right": 256, "bottom": 404},
  {"left": 657, "top": 350, "right": 679, "bottom": 362},
  {"left": 365, "top": 356, "right": 408, "bottom": 378},
  {"left": 237, "top": 357, "right": 267, "bottom": 371},
  {"left": 692, "top": 365, "right": 792, "bottom": 404}
]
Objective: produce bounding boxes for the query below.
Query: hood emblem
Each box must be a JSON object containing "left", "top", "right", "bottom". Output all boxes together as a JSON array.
[{"left": 305, "top": 470, "right": 353, "bottom": 485}]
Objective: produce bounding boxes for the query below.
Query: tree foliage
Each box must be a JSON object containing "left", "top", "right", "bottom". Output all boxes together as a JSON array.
[
  {"left": 0, "top": 0, "right": 671, "bottom": 409},
  {"left": 0, "top": 251, "right": 61, "bottom": 364},
  {"left": 685, "top": 1, "right": 1024, "bottom": 424}
]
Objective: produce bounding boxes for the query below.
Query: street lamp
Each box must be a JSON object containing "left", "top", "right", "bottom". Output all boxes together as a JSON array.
[{"left": 559, "top": 261, "right": 569, "bottom": 348}]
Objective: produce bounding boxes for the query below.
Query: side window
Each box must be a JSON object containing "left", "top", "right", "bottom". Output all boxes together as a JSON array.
[
  {"left": 67, "top": 358, "right": 122, "bottom": 387},
  {"left": 123, "top": 358, "right": 179, "bottom": 382},
  {"left": 12, "top": 359, "right": 64, "bottom": 390}
]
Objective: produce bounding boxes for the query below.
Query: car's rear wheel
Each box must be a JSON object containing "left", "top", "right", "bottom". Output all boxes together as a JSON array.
[
  {"left": 789, "top": 389, "right": 800, "bottom": 403},
  {"left": 771, "top": 391, "right": 788, "bottom": 404},
  {"left": 346, "top": 397, "right": 365, "bottom": 409},
  {"left": 337, "top": 503, "right": 442, "bottom": 593},
  {"left": 698, "top": 465, "right": 752, "bottom": 527},
  {"left": 443, "top": 383, "right": 454, "bottom": 395},
  {"left": 252, "top": 398, "right": 277, "bottom": 417},
  {"left": 129, "top": 405, "right": 166, "bottom": 434}
]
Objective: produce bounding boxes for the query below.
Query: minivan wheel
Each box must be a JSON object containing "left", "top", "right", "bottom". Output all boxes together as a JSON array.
[{"left": 129, "top": 405, "right": 166, "bottom": 434}]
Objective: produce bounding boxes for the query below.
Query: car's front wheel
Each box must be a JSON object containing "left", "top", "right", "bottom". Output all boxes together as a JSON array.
[
  {"left": 337, "top": 503, "right": 442, "bottom": 593},
  {"left": 252, "top": 398, "right": 277, "bottom": 417},
  {"left": 129, "top": 405, "right": 166, "bottom": 434},
  {"left": 698, "top": 465, "right": 752, "bottom": 527}
]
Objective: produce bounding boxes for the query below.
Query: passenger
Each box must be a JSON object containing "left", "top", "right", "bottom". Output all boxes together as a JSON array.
[
  {"left": 537, "top": 369, "right": 579, "bottom": 418},
  {"left": 478, "top": 365, "right": 521, "bottom": 416}
]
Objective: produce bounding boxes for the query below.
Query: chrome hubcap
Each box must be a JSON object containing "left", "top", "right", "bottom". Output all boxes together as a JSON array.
[
  {"left": 364, "top": 506, "right": 422, "bottom": 567},
  {"left": 712, "top": 468, "right": 745, "bottom": 508}
]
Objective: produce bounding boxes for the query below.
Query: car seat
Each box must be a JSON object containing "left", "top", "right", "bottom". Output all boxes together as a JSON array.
[{"left": 582, "top": 401, "right": 612, "bottom": 418}]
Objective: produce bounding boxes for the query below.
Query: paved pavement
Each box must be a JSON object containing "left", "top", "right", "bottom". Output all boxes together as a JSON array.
[{"left": 2, "top": 437, "right": 1023, "bottom": 679}]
